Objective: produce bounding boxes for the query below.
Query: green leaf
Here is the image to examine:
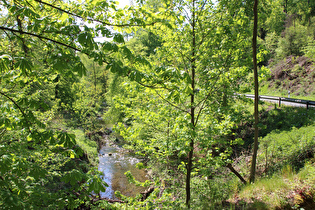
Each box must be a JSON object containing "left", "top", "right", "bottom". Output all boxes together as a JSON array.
[
  {"left": 58, "top": 132, "right": 66, "bottom": 145},
  {"left": 88, "top": 176, "right": 106, "bottom": 193},
  {"left": 61, "top": 169, "right": 84, "bottom": 186},
  {"left": 75, "top": 62, "right": 87, "bottom": 77},
  {"left": 63, "top": 133, "right": 76, "bottom": 148},
  {"left": 78, "top": 32, "right": 94, "bottom": 49},
  {"left": 29, "top": 165, "right": 47, "bottom": 180},
  {"left": 97, "top": 26, "right": 112, "bottom": 38},
  {"left": 113, "top": 33, "right": 125, "bottom": 43},
  {"left": 16, "top": 58, "right": 33, "bottom": 75},
  {"left": 121, "top": 46, "right": 133, "bottom": 60},
  {"left": 0, "top": 155, "right": 13, "bottom": 173},
  {"left": 102, "top": 42, "right": 119, "bottom": 52},
  {"left": 0, "top": 55, "right": 11, "bottom": 72}
]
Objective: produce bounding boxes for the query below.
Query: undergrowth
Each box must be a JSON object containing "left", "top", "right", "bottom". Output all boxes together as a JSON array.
[
  {"left": 232, "top": 163, "right": 315, "bottom": 210},
  {"left": 227, "top": 120, "right": 315, "bottom": 209},
  {"left": 71, "top": 129, "right": 99, "bottom": 165},
  {"left": 259, "top": 125, "right": 315, "bottom": 174}
]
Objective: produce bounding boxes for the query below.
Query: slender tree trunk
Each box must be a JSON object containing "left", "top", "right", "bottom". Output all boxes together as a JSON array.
[
  {"left": 308, "top": 0, "right": 311, "bottom": 25},
  {"left": 186, "top": 1, "right": 196, "bottom": 207},
  {"left": 186, "top": 139, "right": 194, "bottom": 208},
  {"left": 249, "top": 0, "right": 259, "bottom": 183},
  {"left": 93, "top": 62, "right": 97, "bottom": 104}
]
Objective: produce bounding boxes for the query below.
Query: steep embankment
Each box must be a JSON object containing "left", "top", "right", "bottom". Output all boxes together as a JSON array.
[{"left": 260, "top": 56, "right": 315, "bottom": 100}]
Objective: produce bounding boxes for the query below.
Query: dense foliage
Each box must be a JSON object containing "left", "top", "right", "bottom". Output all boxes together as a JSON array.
[{"left": 0, "top": 0, "right": 314, "bottom": 209}]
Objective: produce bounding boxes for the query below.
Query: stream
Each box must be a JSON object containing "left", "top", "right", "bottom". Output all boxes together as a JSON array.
[{"left": 98, "top": 144, "right": 148, "bottom": 199}]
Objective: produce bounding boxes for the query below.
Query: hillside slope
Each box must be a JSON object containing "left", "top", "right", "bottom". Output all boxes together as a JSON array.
[{"left": 263, "top": 56, "right": 315, "bottom": 99}]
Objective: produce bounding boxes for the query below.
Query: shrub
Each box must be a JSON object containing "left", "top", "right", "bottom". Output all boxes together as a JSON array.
[{"left": 276, "top": 23, "right": 311, "bottom": 59}]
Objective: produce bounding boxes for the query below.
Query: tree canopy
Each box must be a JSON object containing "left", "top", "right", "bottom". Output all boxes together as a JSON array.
[{"left": 1, "top": 0, "right": 314, "bottom": 209}]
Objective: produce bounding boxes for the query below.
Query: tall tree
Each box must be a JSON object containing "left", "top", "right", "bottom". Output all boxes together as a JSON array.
[
  {"left": 110, "top": 0, "right": 252, "bottom": 207},
  {"left": 249, "top": 0, "right": 259, "bottom": 183}
]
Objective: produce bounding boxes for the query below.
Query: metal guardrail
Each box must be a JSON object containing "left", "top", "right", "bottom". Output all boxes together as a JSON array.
[{"left": 243, "top": 94, "right": 315, "bottom": 109}]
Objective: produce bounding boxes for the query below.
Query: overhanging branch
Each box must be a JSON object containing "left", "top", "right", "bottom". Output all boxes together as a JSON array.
[
  {"left": 0, "top": 91, "right": 32, "bottom": 133},
  {"left": 34, "top": 0, "right": 157, "bottom": 27},
  {"left": 0, "top": 26, "right": 81, "bottom": 52}
]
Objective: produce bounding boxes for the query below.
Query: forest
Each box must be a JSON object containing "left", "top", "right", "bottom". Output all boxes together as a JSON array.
[{"left": 0, "top": 0, "right": 314, "bottom": 209}]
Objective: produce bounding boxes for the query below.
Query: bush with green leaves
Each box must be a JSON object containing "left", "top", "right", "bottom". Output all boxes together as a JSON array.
[
  {"left": 303, "top": 38, "right": 315, "bottom": 62},
  {"left": 259, "top": 125, "right": 315, "bottom": 174},
  {"left": 276, "top": 22, "right": 312, "bottom": 59}
]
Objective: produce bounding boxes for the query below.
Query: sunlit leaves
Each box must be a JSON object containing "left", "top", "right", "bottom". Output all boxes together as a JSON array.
[
  {"left": 0, "top": 55, "right": 11, "bottom": 72},
  {"left": 108, "top": 4, "right": 255, "bottom": 202},
  {"left": 0, "top": 0, "right": 140, "bottom": 208},
  {"left": 16, "top": 58, "right": 33, "bottom": 75}
]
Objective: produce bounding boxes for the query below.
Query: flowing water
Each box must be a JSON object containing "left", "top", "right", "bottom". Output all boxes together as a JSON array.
[{"left": 98, "top": 145, "right": 148, "bottom": 199}]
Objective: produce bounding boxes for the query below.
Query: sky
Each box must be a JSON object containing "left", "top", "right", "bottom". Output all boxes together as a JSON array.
[
  {"left": 93, "top": 0, "right": 132, "bottom": 42},
  {"left": 117, "top": 0, "right": 130, "bottom": 8}
]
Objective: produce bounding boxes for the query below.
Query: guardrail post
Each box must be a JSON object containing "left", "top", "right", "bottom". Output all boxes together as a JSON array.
[
  {"left": 279, "top": 97, "right": 281, "bottom": 107},
  {"left": 306, "top": 101, "right": 309, "bottom": 109}
]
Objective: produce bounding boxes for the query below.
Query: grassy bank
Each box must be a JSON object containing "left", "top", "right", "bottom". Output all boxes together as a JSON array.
[
  {"left": 227, "top": 108, "right": 315, "bottom": 209},
  {"left": 71, "top": 129, "right": 99, "bottom": 165},
  {"left": 231, "top": 163, "right": 315, "bottom": 209},
  {"left": 49, "top": 118, "right": 99, "bottom": 165}
]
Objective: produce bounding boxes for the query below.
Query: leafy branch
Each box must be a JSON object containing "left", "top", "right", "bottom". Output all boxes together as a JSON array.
[
  {"left": 0, "top": 26, "right": 80, "bottom": 52},
  {"left": 34, "top": 0, "right": 158, "bottom": 27},
  {"left": 0, "top": 91, "right": 32, "bottom": 133},
  {"left": 154, "top": 90, "right": 190, "bottom": 114}
]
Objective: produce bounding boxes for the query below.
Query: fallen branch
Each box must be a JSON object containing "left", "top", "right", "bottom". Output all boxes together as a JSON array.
[
  {"left": 227, "top": 163, "right": 247, "bottom": 184},
  {"left": 90, "top": 194, "right": 126, "bottom": 203},
  {"left": 140, "top": 186, "right": 155, "bottom": 201},
  {"left": 96, "top": 197, "right": 126, "bottom": 203}
]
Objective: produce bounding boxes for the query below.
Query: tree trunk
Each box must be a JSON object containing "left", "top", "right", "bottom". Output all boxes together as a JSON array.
[
  {"left": 186, "top": 1, "right": 196, "bottom": 207},
  {"left": 249, "top": 0, "right": 259, "bottom": 183},
  {"left": 186, "top": 139, "right": 194, "bottom": 208}
]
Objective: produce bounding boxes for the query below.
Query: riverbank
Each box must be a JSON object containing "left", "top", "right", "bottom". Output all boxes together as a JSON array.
[{"left": 71, "top": 129, "right": 99, "bottom": 165}]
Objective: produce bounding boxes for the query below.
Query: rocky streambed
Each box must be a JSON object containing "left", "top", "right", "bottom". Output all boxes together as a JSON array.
[{"left": 98, "top": 137, "right": 148, "bottom": 199}]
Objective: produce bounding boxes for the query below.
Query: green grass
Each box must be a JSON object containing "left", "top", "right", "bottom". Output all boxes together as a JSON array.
[
  {"left": 232, "top": 163, "right": 315, "bottom": 209},
  {"left": 225, "top": 101, "right": 315, "bottom": 209},
  {"left": 228, "top": 122, "right": 315, "bottom": 209},
  {"left": 256, "top": 83, "right": 315, "bottom": 101},
  {"left": 232, "top": 100, "right": 315, "bottom": 152},
  {"left": 238, "top": 175, "right": 290, "bottom": 208},
  {"left": 47, "top": 118, "right": 99, "bottom": 165},
  {"left": 71, "top": 129, "right": 99, "bottom": 165}
]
